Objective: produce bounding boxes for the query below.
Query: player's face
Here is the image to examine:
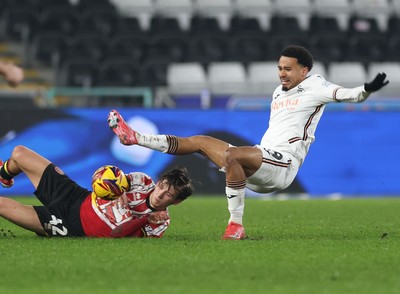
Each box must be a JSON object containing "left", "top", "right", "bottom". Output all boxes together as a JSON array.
[
  {"left": 150, "top": 180, "right": 181, "bottom": 210},
  {"left": 278, "top": 56, "right": 309, "bottom": 91}
]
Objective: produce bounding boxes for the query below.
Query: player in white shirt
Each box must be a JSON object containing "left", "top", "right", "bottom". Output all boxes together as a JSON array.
[{"left": 107, "top": 46, "right": 389, "bottom": 240}]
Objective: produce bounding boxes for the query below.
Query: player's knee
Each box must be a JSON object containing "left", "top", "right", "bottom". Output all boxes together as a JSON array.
[
  {"left": 224, "top": 147, "right": 239, "bottom": 166},
  {"left": 11, "top": 145, "right": 29, "bottom": 161}
]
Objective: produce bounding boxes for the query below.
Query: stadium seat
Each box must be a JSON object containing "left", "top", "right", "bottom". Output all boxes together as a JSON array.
[
  {"left": 308, "top": 15, "right": 343, "bottom": 39},
  {"left": 36, "top": 0, "right": 72, "bottom": 10},
  {"left": 140, "top": 59, "right": 170, "bottom": 87},
  {"left": 247, "top": 61, "right": 278, "bottom": 95},
  {"left": 97, "top": 58, "right": 141, "bottom": 87},
  {"left": 269, "top": 16, "right": 307, "bottom": 39},
  {"left": 110, "top": 0, "right": 155, "bottom": 29},
  {"left": 113, "top": 16, "right": 147, "bottom": 36},
  {"left": 187, "top": 35, "right": 228, "bottom": 65},
  {"left": 368, "top": 61, "right": 400, "bottom": 76},
  {"left": 37, "top": 6, "right": 79, "bottom": 37},
  {"left": 226, "top": 35, "right": 268, "bottom": 63},
  {"left": 194, "top": 0, "right": 234, "bottom": 30},
  {"left": 57, "top": 59, "right": 99, "bottom": 87},
  {"left": 273, "top": 0, "right": 313, "bottom": 30},
  {"left": 328, "top": 62, "right": 367, "bottom": 87},
  {"left": 233, "top": 0, "right": 274, "bottom": 30},
  {"left": 78, "top": 8, "right": 119, "bottom": 37},
  {"left": 367, "top": 62, "right": 400, "bottom": 95},
  {"left": 347, "top": 16, "right": 382, "bottom": 38},
  {"left": 3, "top": 7, "right": 39, "bottom": 41},
  {"left": 313, "top": 0, "right": 351, "bottom": 30},
  {"left": 154, "top": 0, "right": 194, "bottom": 30},
  {"left": 30, "top": 31, "right": 68, "bottom": 67},
  {"left": 149, "top": 16, "right": 186, "bottom": 37},
  {"left": 189, "top": 15, "right": 226, "bottom": 37},
  {"left": 207, "top": 62, "right": 248, "bottom": 94},
  {"left": 310, "top": 61, "right": 328, "bottom": 78},
  {"left": 167, "top": 62, "right": 208, "bottom": 94},
  {"left": 309, "top": 35, "right": 347, "bottom": 64},
  {"left": 106, "top": 35, "right": 147, "bottom": 65},
  {"left": 345, "top": 35, "right": 386, "bottom": 66},
  {"left": 228, "top": 16, "right": 265, "bottom": 38},
  {"left": 267, "top": 30, "right": 309, "bottom": 62},
  {"left": 385, "top": 36, "right": 400, "bottom": 61},
  {"left": 75, "top": 0, "right": 115, "bottom": 12},
  {"left": 60, "top": 34, "right": 107, "bottom": 66},
  {"left": 387, "top": 16, "right": 400, "bottom": 38},
  {"left": 392, "top": 0, "right": 400, "bottom": 16},
  {"left": 351, "top": 0, "right": 391, "bottom": 31},
  {"left": 145, "top": 35, "right": 188, "bottom": 64}
]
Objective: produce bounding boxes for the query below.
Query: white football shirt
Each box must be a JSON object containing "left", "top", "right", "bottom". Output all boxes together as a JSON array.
[{"left": 260, "top": 74, "right": 370, "bottom": 166}]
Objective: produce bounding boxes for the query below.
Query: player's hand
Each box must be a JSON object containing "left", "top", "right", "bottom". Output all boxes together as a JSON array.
[
  {"left": 364, "top": 73, "right": 389, "bottom": 93},
  {"left": 148, "top": 211, "right": 168, "bottom": 225}
]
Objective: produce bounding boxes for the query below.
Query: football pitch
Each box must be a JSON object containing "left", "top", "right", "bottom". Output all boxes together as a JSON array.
[{"left": 0, "top": 196, "right": 399, "bottom": 294}]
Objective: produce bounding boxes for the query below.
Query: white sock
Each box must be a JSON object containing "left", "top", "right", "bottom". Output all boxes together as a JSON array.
[
  {"left": 137, "top": 134, "right": 169, "bottom": 153},
  {"left": 226, "top": 187, "right": 245, "bottom": 225}
]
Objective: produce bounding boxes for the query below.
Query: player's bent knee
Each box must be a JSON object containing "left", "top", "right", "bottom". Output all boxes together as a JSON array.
[
  {"left": 224, "top": 147, "right": 239, "bottom": 166},
  {"left": 11, "top": 145, "right": 29, "bottom": 160}
]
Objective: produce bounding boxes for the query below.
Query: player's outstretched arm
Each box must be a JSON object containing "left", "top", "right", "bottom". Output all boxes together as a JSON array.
[
  {"left": 0, "top": 61, "right": 24, "bottom": 87},
  {"left": 364, "top": 73, "right": 389, "bottom": 93},
  {"left": 109, "top": 211, "right": 168, "bottom": 238}
]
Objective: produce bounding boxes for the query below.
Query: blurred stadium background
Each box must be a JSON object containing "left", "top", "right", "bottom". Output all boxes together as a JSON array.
[{"left": 0, "top": 0, "right": 399, "bottom": 197}]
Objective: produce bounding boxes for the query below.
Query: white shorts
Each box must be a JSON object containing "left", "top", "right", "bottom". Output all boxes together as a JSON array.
[{"left": 246, "top": 145, "right": 300, "bottom": 193}]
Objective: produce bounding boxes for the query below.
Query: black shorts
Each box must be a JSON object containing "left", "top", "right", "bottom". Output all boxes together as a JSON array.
[{"left": 33, "top": 164, "right": 90, "bottom": 237}]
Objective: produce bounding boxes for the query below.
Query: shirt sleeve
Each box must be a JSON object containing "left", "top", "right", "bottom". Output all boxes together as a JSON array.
[
  {"left": 109, "top": 216, "right": 149, "bottom": 238},
  {"left": 311, "top": 75, "right": 370, "bottom": 104},
  {"left": 333, "top": 85, "right": 370, "bottom": 103},
  {"left": 142, "top": 219, "right": 170, "bottom": 238}
]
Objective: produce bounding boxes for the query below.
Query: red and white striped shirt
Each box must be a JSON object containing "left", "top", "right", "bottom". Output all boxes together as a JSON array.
[{"left": 80, "top": 172, "right": 170, "bottom": 238}]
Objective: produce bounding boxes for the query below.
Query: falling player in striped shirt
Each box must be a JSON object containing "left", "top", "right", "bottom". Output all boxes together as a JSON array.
[
  {"left": 108, "top": 45, "right": 389, "bottom": 240},
  {"left": 0, "top": 145, "right": 194, "bottom": 238}
]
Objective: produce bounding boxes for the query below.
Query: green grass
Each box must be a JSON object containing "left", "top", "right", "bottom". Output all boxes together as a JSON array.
[{"left": 0, "top": 196, "right": 399, "bottom": 294}]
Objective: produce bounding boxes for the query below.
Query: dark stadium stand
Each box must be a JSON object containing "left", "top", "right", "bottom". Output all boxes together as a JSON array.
[
  {"left": 1, "top": 0, "right": 399, "bottom": 101},
  {"left": 97, "top": 58, "right": 141, "bottom": 87}
]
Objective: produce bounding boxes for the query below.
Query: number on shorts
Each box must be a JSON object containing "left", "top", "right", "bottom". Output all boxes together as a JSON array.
[
  {"left": 49, "top": 215, "right": 68, "bottom": 236},
  {"left": 265, "top": 149, "right": 283, "bottom": 160}
]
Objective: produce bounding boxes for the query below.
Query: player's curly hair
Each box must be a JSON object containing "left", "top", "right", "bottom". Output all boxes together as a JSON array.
[
  {"left": 160, "top": 167, "right": 194, "bottom": 200},
  {"left": 281, "top": 45, "right": 313, "bottom": 71}
]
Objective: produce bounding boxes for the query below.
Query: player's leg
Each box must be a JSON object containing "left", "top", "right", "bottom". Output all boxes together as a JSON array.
[
  {"left": 0, "top": 145, "right": 51, "bottom": 189},
  {"left": 108, "top": 109, "right": 229, "bottom": 168},
  {"left": 222, "top": 146, "right": 263, "bottom": 240},
  {"left": 0, "top": 197, "right": 46, "bottom": 235},
  {"left": 170, "top": 135, "right": 229, "bottom": 168}
]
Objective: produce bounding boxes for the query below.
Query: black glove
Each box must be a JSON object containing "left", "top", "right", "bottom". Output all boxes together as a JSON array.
[{"left": 364, "top": 73, "right": 389, "bottom": 92}]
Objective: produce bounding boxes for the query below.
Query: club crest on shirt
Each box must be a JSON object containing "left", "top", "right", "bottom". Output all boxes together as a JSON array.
[
  {"left": 54, "top": 166, "right": 64, "bottom": 175},
  {"left": 297, "top": 85, "right": 305, "bottom": 93}
]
